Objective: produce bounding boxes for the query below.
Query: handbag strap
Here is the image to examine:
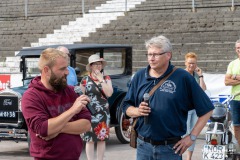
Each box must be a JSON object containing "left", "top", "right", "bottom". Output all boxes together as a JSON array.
[
  {"left": 149, "top": 67, "right": 177, "bottom": 96},
  {"left": 88, "top": 76, "right": 108, "bottom": 99},
  {"left": 132, "top": 67, "right": 177, "bottom": 127}
]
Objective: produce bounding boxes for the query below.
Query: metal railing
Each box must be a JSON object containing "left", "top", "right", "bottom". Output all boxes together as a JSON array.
[
  {"left": 192, "top": 0, "right": 195, "bottom": 12},
  {"left": 231, "top": 0, "right": 235, "bottom": 11},
  {"left": 23, "top": 0, "right": 237, "bottom": 18},
  {"left": 24, "top": 0, "right": 129, "bottom": 18},
  {"left": 191, "top": 0, "right": 236, "bottom": 12},
  {"left": 24, "top": 0, "right": 28, "bottom": 18},
  {"left": 82, "top": 0, "right": 85, "bottom": 15}
]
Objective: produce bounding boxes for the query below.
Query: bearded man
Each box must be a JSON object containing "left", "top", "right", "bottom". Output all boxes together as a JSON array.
[{"left": 22, "top": 48, "right": 91, "bottom": 160}]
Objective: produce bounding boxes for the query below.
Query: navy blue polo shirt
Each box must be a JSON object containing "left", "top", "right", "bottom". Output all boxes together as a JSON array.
[{"left": 122, "top": 64, "right": 214, "bottom": 141}]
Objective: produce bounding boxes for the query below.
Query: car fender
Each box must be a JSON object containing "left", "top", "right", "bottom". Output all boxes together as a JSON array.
[{"left": 109, "top": 92, "right": 126, "bottom": 125}]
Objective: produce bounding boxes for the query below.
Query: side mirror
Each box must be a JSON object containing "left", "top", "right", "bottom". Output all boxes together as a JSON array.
[{"left": 75, "top": 67, "right": 81, "bottom": 75}]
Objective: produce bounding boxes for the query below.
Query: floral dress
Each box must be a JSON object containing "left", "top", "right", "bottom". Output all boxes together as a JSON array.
[{"left": 81, "top": 75, "right": 111, "bottom": 142}]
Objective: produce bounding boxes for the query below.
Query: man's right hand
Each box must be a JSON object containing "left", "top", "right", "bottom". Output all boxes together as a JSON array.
[
  {"left": 137, "top": 101, "right": 151, "bottom": 117},
  {"left": 71, "top": 95, "right": 90, "bottom": 114}
]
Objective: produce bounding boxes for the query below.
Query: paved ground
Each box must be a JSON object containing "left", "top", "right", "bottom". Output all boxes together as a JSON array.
[
  {"left": 0, "top": 128, "right": 206, "bottom": 160},
  {"left": 80, "top": 128, "right": 207, "bottom": 160},
  {"left": 0, "top": 137, "right": 205, "bottom": 160},
  {"left": 81, "top": 136, "right": 205, "bottom": 160}
]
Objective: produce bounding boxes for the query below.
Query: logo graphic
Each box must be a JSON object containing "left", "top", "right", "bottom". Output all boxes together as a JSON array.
[
  {"left": 3, "top": 99, "right": 12, "bottom": 106},
  {"left": 159, "top": 80, "right": 176, "bottom": 94}
]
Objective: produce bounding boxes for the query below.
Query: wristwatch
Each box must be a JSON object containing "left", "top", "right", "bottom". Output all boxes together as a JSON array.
[
  {"left": 233, "top": 74, "right": 237, "bottom": 80},
  {"left": 189, "top": 134, "right": 197, "bottom": 141}
]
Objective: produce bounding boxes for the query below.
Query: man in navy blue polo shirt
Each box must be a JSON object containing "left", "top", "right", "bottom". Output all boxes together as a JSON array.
[{"left": 122, "top": 35, "right": 214, "bottom": 160}]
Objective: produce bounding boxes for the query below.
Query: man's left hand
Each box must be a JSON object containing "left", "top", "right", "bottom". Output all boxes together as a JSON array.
[{"left": 173, "top": 135, "right": 193, "bottom": 155}]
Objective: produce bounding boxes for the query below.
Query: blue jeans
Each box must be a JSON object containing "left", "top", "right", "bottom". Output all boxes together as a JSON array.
[
  {"left": 230, "top": 100, "right": 240, "bottom": 126},
  {"left": 136, "top": 138, "right": 182, "bottom": 160},
  {"left": 186, "top": 109, "right": 198, "bottom": 151}
]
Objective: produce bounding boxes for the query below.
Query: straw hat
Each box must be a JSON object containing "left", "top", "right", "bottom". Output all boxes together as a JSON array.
[{"left": 86, "top": 54, "right": 107, "bottom": 71}]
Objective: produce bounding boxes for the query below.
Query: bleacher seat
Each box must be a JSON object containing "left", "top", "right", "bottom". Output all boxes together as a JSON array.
[{"left": 0, "top": 0, "right": 240, "bottom": 74}]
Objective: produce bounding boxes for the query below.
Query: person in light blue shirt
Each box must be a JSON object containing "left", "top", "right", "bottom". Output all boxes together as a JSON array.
[
  {"left": 67, "top": 66, "right": 78, "bottom": 86},
  {"left": 57, "top": 46, "right": 78, "bottom": 86}
]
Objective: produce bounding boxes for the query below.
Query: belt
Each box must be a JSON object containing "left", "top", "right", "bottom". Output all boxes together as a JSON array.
[{"left": 138, "top": 135, "right": 181, "bottom": 145}]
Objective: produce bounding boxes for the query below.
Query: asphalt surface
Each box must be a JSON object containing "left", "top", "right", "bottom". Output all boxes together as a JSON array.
[{"left": 0, "top": 128, "right": 207, "bottom": 160}]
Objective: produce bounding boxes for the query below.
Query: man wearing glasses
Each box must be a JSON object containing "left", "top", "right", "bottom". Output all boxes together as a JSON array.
[
  {"left": 57, "top": 46, "right": 78, "bottom": 86},
  {"left": 122, "top": 35, "right": 214, "bottom": 160}
]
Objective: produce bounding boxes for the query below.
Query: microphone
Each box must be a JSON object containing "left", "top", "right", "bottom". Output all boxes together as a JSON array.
[
  {"left": 74, "top": 86, "right": 83, "bottom": 95},
  {"left": 143, "top": 93, "right": 150, "bottom": 125},
  {"left": 74, "top": 86, "right": 96, "bottom": 115}
]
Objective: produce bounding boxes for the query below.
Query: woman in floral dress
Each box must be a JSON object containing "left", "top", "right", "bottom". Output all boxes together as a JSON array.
[{"left": 79, "top": 54, "right": 113, "bottom": 160}]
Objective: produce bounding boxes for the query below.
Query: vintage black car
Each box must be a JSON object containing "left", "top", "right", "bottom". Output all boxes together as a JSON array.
[{"left": 0, "top": 44, "right": 133, "bottom": 144}]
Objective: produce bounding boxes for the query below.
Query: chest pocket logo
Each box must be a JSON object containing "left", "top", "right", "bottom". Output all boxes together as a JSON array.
[{"left": 159, "top": 80, "right": 176, "bottom": 94}]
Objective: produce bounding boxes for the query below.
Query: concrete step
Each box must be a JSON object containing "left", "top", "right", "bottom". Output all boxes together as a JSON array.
[{"left": 30, "top": 0, "right": 146, "bottom": 47}]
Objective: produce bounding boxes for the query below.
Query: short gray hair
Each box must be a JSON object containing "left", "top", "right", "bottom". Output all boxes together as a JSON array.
[
  {"left": 145, "top": 35, "right": 172, "bottom": 53},
  {"left": 56, "top": 46, "right": 69, "bottom": 55}
]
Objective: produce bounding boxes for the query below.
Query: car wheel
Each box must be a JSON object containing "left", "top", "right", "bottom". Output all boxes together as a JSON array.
[{"left": 115, "top": 111, "right": 133, "bottom": 144}]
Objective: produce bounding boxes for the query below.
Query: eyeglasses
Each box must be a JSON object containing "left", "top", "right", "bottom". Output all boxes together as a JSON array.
[
  {"left": 186, "top": 62, "right": 196, "bottom": 65},
  {"left": 145, "top": 52, "right": 168, "bottom": 58},
  {"left": 92, "top": 63, "right": 102, "bottom": 66}
]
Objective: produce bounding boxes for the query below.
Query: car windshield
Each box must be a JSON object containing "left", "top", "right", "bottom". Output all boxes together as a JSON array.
[
  {"left": 76, "top": 48, "right": 126, "bottom": 77},
  {"left": 22, "top": 47, "right": 126, "bottom": 82},
  {"left": 25, "top": 58, "right": 40, "bottom": 78}
]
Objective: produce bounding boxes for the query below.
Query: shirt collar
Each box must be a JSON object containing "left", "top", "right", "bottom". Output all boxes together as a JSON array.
[{"left": 145, "top": 61, "right": 174, "bottom": 80}]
